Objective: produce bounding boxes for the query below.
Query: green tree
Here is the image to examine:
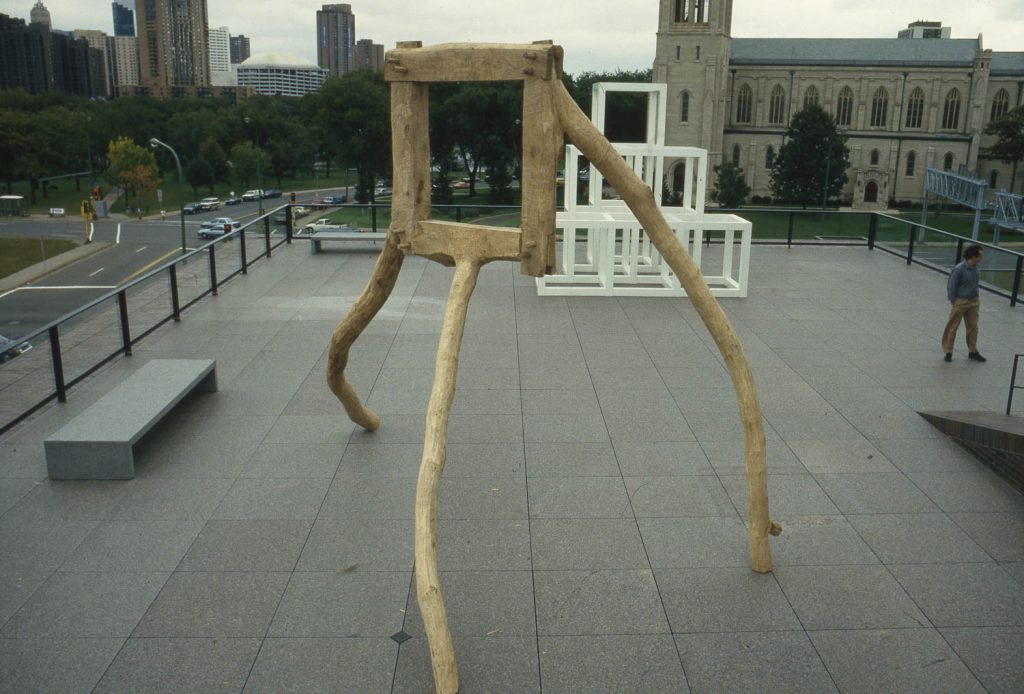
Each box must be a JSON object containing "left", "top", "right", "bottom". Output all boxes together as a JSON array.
[
  {"left": 185, "top": 157, "right": 214, "bottom": 197},
  {"left": 316, "top": 71, "right": 390, "bottom": 203},
  {"left": 228, "top": 141, "right": 270, "bottom": 190},
  {"left": 711, "top": 162, "right": 751, "bottom": 208},
  {"left": 563, "top": 69, "right": 652, "bottom": 142},
  {"left": 105, "top": 137, "right": 159, "bottom": 208},
  {"left": 197, "top": 136, "right": 230, "bottom": 185},
  {"left": 770, "top": 104, "right": 850, "bottom": 206},
  {"left": 984, "top": 106, "right": 1024, "bottom": 195}
]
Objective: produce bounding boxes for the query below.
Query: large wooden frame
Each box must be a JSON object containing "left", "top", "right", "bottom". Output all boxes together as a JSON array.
[{"left": 326, "top": 41, "right": 780, "bottom": 694}]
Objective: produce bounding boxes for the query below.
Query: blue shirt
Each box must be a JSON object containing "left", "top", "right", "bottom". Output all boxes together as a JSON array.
[{"left": 947, "top": 260, "right": 980, "bottom": 303}]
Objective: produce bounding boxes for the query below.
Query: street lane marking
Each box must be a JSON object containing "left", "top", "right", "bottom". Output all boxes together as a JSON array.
[
  {"left": 0, "top": 285, "right": 116, "bottom": 300},
  {"left": 119, "top": 248, "right": 180, "bottom": 284},
  {"left": 135, "top": 246, "right": 148, "bottom": 253},
  {"left": 88, "top": 268, "right": 105, "bottom": 277}
]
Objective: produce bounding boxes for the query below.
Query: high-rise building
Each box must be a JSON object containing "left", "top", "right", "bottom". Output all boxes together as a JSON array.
[
  {"left": 73, "top": 29, "right": 112, "bottom": 96},
  {"left": 0, "top": 13, "right": 49, "bottom": 92},
  {"left": 229, "top": 33, "right": 250, "bottom": 64},
  {"left": 111, "top": 1, "right": 134, "bottom": 36},
  {"left": 316, "top": 3, "right": 354, "bottom": 77},
  {"left": 0, "top": 13, "right": 106, "bottom": 97},
  {"left": 29, "top": 0, "right": 50, "bottom": 29},
  {"left": 208, "top": 25, "right": 232, "bottom": 86},
  {"left": 134, "top": 0, "right": 210, "bottom": 90},
  {"left": 108, "top": 34, "right": 138, "bottom": 87},
  {"left": 354, "top": 38, "right": 383, "bottom": 71}
]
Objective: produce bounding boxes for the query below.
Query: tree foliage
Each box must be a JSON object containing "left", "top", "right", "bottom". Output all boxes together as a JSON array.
[
  {"left": 105, "top": 137, "right": 159, "bottom": 205},
  {"left": 228, "top": 141, "right": 270, "bottom": 190},
  {"left": 711, "top": 162, "right": 751, "bottom": 208},
  {"left": 984, "top": 106, "right": 1024, "bottom": 194},
  {"left": 770, "top": 104, "right": 850, "bottom": 206},
  {"left": 316, "top": 71, "right": 389, "bottom": 203}
]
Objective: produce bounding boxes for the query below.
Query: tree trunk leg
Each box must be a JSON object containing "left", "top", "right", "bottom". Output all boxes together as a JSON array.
[
  {"left": 415, "top": 257, "right": 481, "bottom": 694},
  {"left": 326, "top": 235, "right": 405, "bottom": 431},
  {"left": 551, "top": 80, "right": 776, "bottom": 572}
]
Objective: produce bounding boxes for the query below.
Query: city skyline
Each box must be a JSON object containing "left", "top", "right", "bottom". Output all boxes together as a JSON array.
[{"left": 2, "top": 0, "right": 1022, "bottom": 74}]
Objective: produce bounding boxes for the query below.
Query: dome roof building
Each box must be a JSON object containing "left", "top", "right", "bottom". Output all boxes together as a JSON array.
[{"left": 237, "top": 52, "right": 327, "bottom": 96}]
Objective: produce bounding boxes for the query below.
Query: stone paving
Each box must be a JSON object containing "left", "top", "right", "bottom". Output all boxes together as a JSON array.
[{"left": 1, "top": 240, "right": 1023, "bottom": 693}]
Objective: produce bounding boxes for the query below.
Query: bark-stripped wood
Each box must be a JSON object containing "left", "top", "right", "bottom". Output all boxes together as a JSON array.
[
  {"left": 416, "top": 256, "right": 482, "bottom": 694},
  {"left": 519, "top": 79, "right": 561, "bottom": 276},
  {"left": 385, "top": 43, "right": 560, "bottom": 83},
  {"left": 412, "top": 221, "right": 522, "bottom": 265},
  {"left": 550, "top": 79, "right": 776, "bottom": 571}
]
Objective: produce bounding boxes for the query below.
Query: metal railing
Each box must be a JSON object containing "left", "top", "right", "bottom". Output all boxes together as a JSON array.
[
  {"left": 0, "top": 205, "right": 291, "bottom": 434},
  {"left": 1008, "top": 354, "right": 1024, "bottom": 415},
  {"left": 3, "top": 202, "right": 1024, "bottom": 434}
]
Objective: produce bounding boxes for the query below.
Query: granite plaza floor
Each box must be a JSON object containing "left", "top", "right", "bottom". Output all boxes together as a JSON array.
[{"left": 1, "top": 240, "right": 1023, "bottom": 693}]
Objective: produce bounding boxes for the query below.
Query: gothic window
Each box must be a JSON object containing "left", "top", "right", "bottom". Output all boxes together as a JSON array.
[
  {"left": 991, "top": 88, "right": 1010, "bottom": 122},
  {"left": 870, "top": 87, "right": 888, "bottom": 127},
  {"left": 732, "top": 143, "right": 741, "bottom": 168},
  {"left": 836, "top": 87, "right": 853, "bottom": 126},
  {"left": 869, "top": 149, "right": 880, "bottom": 166},
  {"left": 943, "top": 152, "right": 954, "bottom": 171},
  {"left": 736, "top": 84, "right": 752, "bottom": 124},
  {"left": 765, "top": 145, "right": 775, "bottom": 169},
  {"left": 768, "top": 85, "right": 786, "bottom": 125},
  {"left": 680, "top": 91, "right": 690, "bottom": 123},
  {"left": 942, "top": 89, "right": 961, "bottom": 130},
  {"left": 905, "top": 87, "right": 924, "bottom": 129},
  {"left": 674, "top": 0, "right": 688, "bottom": 22},
  {"left": 803, "top": 86, "right": 819, "bottom": 110},
  {"left": 905, "top": 151, "right": 916, "bottom": 176},
  {"left": 990, "top": 170, "right": 999, "bottom": 188}
]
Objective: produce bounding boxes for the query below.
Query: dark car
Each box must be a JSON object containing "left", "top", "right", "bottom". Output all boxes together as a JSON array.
[
  {"left": 0, "top": 335, "right": 32, "bottom": 362},
  {"left": 262, "top": 189, "right": 282, "bottom": 199},
  {"left": 224, "top": 196, "right": 242, "bottom": 206},
  {"left": 322, "top": 194, "right": 347, "bottom": 204},
  {"left": 183, "top": 202, "right": 202, "bottom": 214}
]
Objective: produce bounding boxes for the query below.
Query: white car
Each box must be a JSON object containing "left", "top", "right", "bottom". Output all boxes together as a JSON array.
[
  {"left": 199, "top": 197, "right": 221, "bottom": 211},
  {"left": 198, "top": 217, "right": 241, "bottom": 239},
  {"left": 241, "top": 189, "right": 263, "bottom": 201}
]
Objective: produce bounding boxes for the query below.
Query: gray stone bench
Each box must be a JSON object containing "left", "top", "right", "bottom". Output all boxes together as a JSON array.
[
  {"left": 45, "top": 359, "right": 217, "bottom": 480},
  {"left": 306, "top": 230, "right": 388, "bottom": 253}
]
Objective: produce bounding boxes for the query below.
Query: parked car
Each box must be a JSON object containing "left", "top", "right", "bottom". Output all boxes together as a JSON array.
[
  {"left": 0, "top": 335, "right": 32, "bottom": 362},
  {"left": 304, "top": 218, "right": 353, "bottom": 233},
  {"left": 322, "top": 194, "right": 347, "bottom": 204},
  {"left": 198, "top": 217, "right": 241, "bottom": 239},
  {"left": 224, "top": 195, "right": 242, "bottom": 206},
  {"left": 183, "top": 202, "right": 203, "bottom": 214},
  {"left": 199, "top": 197, "right": 221, "bottom": 211},
  {"left": 262, "top": 188, "right": 282, "bottom": 199},
  {"left": 241, "top": 189, "right": 263, "bottom": 201}
]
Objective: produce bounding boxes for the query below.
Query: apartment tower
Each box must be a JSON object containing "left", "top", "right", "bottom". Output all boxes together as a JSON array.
[
  {"left": 134, "top": 0, "right": 210, "bottom": 88},
  {"left": 316, "top": 3, "right": 354, "bottom": 77}
]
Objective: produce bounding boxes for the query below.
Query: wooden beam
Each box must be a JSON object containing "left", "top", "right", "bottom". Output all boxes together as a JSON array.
[
  {"left": 385, "top": 42, "right": 562, "bottom": 83},
  {"left": 411, "top": 220, "right": 521, "bottom": 266},
  {"left": 389, "top": 74, "right": 432, "bottom": 249},
  {"left": 519, "top": 78, "right": 562, "bottom": 276}
]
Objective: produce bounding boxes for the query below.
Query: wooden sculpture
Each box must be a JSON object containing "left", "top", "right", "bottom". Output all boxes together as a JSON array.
[{"left": 326, "top": 41, "right": 781, "bottom": 694}]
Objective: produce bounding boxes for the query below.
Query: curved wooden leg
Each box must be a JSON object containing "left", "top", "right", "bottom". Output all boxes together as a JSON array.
[
  {"left": 552, "top": 81, "right": 777, "bottom": 572},
  {"left": 326, "top": 235, "right": 405, "bottom": 431},
  {"left": 416, "top": 257, "right": 481, "bottom": 694}
]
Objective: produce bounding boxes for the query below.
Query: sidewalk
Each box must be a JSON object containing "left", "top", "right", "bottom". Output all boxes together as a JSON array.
[{"left": 0, "top": 242, "right": 1021, "bottom": 692}]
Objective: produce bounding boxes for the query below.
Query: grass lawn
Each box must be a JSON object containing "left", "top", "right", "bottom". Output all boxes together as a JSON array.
[{"left": 0, "top": 238, "right": 79, "bottom": 280}]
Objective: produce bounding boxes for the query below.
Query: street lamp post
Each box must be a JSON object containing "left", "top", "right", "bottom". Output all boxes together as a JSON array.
[{"left": 149, "top": 137, "right": 187, "bottom": 254}]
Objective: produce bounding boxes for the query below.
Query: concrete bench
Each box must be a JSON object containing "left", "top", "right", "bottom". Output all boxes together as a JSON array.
[
  {"left": 306, "top": 230, "right": 388, "bottom": 253},
  {"left": 45, "top": 359, "right": 217, "bottom": 480}
]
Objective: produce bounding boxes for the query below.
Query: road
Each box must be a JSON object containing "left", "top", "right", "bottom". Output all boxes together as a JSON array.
[{"left": 0, "top": 194, "right": 314, "bottom": 341}]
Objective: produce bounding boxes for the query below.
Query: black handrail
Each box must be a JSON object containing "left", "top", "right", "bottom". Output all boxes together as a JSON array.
[{"left": 1008, "top": 354, "right": 1024, "bottom": 415}]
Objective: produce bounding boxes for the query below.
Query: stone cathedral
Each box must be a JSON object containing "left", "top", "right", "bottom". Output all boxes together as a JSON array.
[{"left": 653, "top": 0, "right": 1024, "bottom": 208}]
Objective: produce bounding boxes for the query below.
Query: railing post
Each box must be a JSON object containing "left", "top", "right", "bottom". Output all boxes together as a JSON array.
[
  {"left": 955, "top": 238, "right": 964, "bottom": 264},
  {"left": 286, "top": 204, "right": 293, "bottom": 244},
  {"left": 1012, "top": 255, "right": 1023, "bottom": 308},
  {"left": 265, "top": 216, "right": 272, "bottom": 259},
  {"left": 209, "top": 246, "right": 219, "bottom": 296},
  {"left": 169, "top": 264, "right": 181, "bottom": 321},
  {"left": 49, "top": 325, "right": 66, "bottom": 403},
  {"left": 371, "top": 204, "right": 377, "bottom": 232},
  {"left": 906, "top": 224, "right": 916, "bottom": 265},
  {"left": 117, "top": 290, "right": 132, "bottom": 355},
  {"left": 867, "top": 214, "right": 877, "bottom": 250},
  {"left": 456, "top": 206, "right": 462, "bottom": 223},
  {"left": 786, "top": 211, "right": 794, "bottom": 248},
  {"left": 239, "top": 226, "right": 248, "bottom": 275},
  {"left": 1008, "top": 354, "right": 1021, "bottom": 415}
]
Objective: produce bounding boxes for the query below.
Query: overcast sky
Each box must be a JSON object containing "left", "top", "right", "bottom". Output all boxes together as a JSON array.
[{"left": 4, "top": 0, "right": 1022, "bottom": 74}]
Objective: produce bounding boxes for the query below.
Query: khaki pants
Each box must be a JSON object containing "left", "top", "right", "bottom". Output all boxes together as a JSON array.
[{"left": 942, "top": 297, "right": 979, "bottom": 353}]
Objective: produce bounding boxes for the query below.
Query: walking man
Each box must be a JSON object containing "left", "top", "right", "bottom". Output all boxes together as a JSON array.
[{"left": 942, "top": 244, "right": 986, "bottom": 362}]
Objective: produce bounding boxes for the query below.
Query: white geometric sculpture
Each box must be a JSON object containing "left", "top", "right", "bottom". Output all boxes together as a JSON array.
[{"left": 536, "top": 82, "right": 752, "bottom": 297}]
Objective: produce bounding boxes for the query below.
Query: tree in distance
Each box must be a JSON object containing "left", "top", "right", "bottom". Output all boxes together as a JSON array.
[
  {"left": 770, "top": 104, "right": 850, "bottom": 207},
  {"left": 711, "top": 161, "right": 751, "bottom": 208},
  {"left": 984, "top": 106, "right": 1024, "bottom": 194},
  {"left": 105, "top": 137, "right": 159, "bottom": 208}
]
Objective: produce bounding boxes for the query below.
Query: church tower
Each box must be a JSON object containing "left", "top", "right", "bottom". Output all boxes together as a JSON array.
[{"left": 653, "top": 0, "right": 732, "bottom": 171}]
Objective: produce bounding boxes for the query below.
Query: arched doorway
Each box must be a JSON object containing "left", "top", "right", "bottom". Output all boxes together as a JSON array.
[{"left": 864, "top": 181, "right": 878, "bottom": 203}]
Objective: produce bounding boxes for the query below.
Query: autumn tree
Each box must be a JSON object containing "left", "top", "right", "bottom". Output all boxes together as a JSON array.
[{"left": 105, "top": 137, "right": 159, "bottom": 208}]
